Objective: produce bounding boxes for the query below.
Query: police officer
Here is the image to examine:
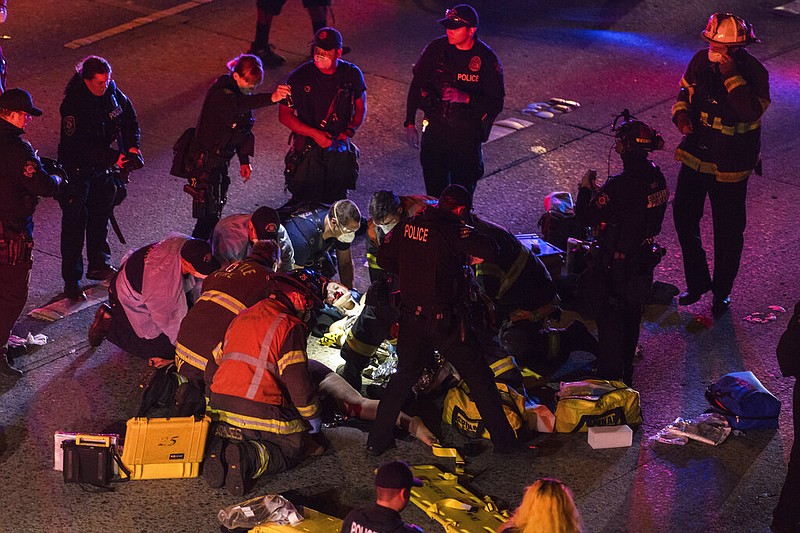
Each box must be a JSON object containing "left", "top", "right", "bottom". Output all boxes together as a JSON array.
[
  {"left": 58, "top": 56, "right": 143, "bottom": 301},
  {"left": 247, "top": 0, "right": 331, "bottom": 67},
  {"left": 187, "top": 54, "right": 291, "bottom": 240},
  {"left": 0, "top": 88, "right": 63, "bottom": 382},
  {"left": 672, "top": 13, "right": 770, "bottom": 317},
  {"left": 337, "top": 190, "right": 435, "bottom": 390},
  {"left": 575, "top": 115, "right": 668, "bottom": 386},
  {"left": 405, "top": 4, "right": 504, "bottom": 198},
  {"left": 366, "top": 185, "right": 522, "bottom": 455},
  {"left": 340, "top": 461, "right": 423, "bottom": 533}
]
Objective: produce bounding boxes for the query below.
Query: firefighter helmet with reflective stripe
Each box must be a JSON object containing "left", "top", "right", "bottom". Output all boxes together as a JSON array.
[
  {"left": 702, "top": 13, "right": 760, "bottom": 46},
  {"left": 612, "top": 110, "right": 664, "bottom": 154},
  {"left": 265, "top": 268, "right": 328, "bottom": 319}
]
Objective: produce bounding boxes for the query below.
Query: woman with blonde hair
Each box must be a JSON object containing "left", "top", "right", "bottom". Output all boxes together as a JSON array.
[{"left": 499, "top": 478, "right": 582, "bottom": 533}]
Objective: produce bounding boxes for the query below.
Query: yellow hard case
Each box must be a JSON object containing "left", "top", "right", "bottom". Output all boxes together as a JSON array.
[{"left": 120, "top": 415, "right": 210, "bottom": 479}]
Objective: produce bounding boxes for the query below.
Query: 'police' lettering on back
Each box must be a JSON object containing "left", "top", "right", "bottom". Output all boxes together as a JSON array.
[{"left": 403, "top": 224, "right": 428, "bottom": 243}]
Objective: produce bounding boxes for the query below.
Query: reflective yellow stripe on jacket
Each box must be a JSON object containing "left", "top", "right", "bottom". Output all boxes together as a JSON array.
[
  {"left": 206, "top": 407, "right": 308, "bottom": 434},
  {"left": 197, "top": 290, "right": 247, "bottom": 315},
  {"left": 490, "top": 356, "right": 518, "bottom": 378},
  {"left": 175, "top": 342, "right": 208, "bottom": 371}
]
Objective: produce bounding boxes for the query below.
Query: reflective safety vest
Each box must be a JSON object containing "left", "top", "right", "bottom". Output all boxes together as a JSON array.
[
  {"left": 208, "top": 298, "right": 320, "bottom": 435},
  {"left": 174, "top": 259, "right": 274, "bottom": 385}
]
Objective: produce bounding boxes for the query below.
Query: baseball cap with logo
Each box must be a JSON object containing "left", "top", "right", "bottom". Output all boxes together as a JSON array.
[
  {"left": 250, "top": 206, "right": 281, "bottom": 240},
  {"left": 0, "top": 88, "right": 43, "bottom": 116},
  {"left": 180, "top": 238, "right": 220, "bottom": 276},
  {"left": 314, "top": 27, "right": 343, "bottom": 51},
  {"left": 375, "top": 461, "right": 423, "bottom": 489},
  {"left": 438, "top": 4, "right": 479, "bottom": 29}
]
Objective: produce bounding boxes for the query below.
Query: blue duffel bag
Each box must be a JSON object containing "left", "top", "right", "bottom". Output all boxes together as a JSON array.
[{"left": 705, "top": 371, "right": 781, "bottom": 430}]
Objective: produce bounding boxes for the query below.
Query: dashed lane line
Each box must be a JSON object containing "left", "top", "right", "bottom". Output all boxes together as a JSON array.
[{"left": 64, "top": 0, "right": 212, "bottom": 49}]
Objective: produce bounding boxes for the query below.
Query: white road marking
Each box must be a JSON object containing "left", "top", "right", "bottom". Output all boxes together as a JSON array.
[{"left": 64, "top": 0, "right": 213, "bottom": 49}]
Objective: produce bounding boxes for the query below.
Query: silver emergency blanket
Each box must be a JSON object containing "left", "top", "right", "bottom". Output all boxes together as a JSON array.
[{"left": 217, "top": 494, "right": 303, "bottom": 529}]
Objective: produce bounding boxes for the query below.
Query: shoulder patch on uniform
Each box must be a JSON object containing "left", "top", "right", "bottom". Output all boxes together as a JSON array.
[
  {"left": 23, "top": 160, "right": 38, "bottom": 179},
  {"left": 596, "top": 193, "right": 609, "bottom": 207},
  {"left": 63, "top": 116, "right": 76, "bottom": 137},
  {"left": 469, "top": 56, "right": 482, "bottom": 72},
  {"left": 304, "top": 85, "right": 311, "bottom": 93},
  {"left": 459, "top": 225, "right": 473, "bottom": 239}
]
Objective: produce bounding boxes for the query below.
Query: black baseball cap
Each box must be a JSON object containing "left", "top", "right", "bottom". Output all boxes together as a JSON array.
[
  {"left": 180, "top": 238, "right": 220, "bottom": 276},
  {"left": 250, "top": 206, "right": 281, "bottom": 240},
  {"left": 438, "top": 184, "right": 472, "bottom": 213},
  {"left": 438, "top": 4, "right": 479, "bottom": 29},
  {"left": 375, "top": 461, "right": 423, "bottom": 489},
  {"left": 314, "top": 27, "right": 343, "bottom": 51},
  {"left": 0, "top": 88, "right": 43, "bottom": 116}
]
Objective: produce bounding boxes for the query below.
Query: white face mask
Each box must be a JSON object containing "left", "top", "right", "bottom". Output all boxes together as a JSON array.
[
  {"left": 336, "top": 231, "right": 356, "bottom": 244},
  {"left": 0, "top": 7, "right": 7, "bottom": 24},
  {"left": 314, "top": 55, "right": 333, "bottom": 71},
  {"left": 377, "top": 221, "right": 397, "bottom": 234},
  {"left": 708, "top": 49, "right": 725, "bottom": 63}
]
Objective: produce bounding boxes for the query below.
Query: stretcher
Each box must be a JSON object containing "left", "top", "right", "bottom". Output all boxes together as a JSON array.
[{"left": 409, "top": 464, "right": 510, "bottom": 533}]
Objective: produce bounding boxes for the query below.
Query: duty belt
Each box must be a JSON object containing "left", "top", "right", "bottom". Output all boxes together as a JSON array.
[{"left": 0, "top": 221, "right": 33, "bottom": 266}]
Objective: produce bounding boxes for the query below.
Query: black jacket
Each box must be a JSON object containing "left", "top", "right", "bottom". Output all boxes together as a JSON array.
[
  {"left": 0, "top": 119, "right": 61, "bottom": 235},
  {"left": 58, "top": 76, "right": 140, "bottom": 171},
  {"left": 194, "top": 74, "right": 275, "bottom": 167},
  {"left": 378, "top": 206, "right": 498, "bottom": 307},
  {"left": 341, "top": 504, "right": 419, "bottom": 533}
]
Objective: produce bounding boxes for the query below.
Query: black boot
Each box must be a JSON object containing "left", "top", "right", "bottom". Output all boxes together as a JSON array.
[
  {"left": 0, "top": 351, "right": 23, "bottom": 383},
  {"left": 336, "top": 362, "right": 364, "bottom": 392},
  {"left": 202, "top": 435, "right": 227, "bottom": 489},
  {"left": 88, "top": 303, "right": 112, "bottom": 347},
  {"left": 225, "top": 441, "right": 265, "bottom": 496}
]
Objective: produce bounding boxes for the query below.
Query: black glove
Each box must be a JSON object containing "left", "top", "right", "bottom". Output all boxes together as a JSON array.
[
  {"left": 40, "top": 157, "right": 69, "bottom": 184},
  {"left": 120, "top": 150, "right": 145, "bottom": 172}
]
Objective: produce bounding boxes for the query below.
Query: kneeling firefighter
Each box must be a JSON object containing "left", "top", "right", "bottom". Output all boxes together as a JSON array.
[
  {"left": 575, "top": 111, "right": 668, "bottom": 386},
  {"left": 204, "top": 268, "right": 329, "bottom": 496}
]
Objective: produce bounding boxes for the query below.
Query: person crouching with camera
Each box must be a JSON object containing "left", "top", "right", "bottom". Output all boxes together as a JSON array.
[{"left": 575, "top": 113, "right": 668, "bottom": 386}]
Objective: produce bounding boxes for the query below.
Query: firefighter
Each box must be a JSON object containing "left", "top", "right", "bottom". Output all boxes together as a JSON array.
[
  {"left": 404, "top": 4, "right": 504, "bottom": 198},
  {"left": 172, "top": 240, "right": 281, "bottom": 417},
  {"left": 204, "top": 269, "right": 329, "bottom": 496},
  {"left": 337, "top": 190, "right": 435, "bottom": 390},
  {"left": 0, "top": 88, "right": 63, "bottom": 383},
  {"left": 366, "top": 185, "right": 525, "bottom": 456},
  {"left": 575, "top": 115, "right": 668, "bottom": 386},
  {"left": 210, "top": 206, "right": 295, "bottom": 270},
  {"left": 672, "top": 13, "right": 769, "bottom": 318},
  {"left": 471, "top": 214, "right": 598, "bottom": 374}
]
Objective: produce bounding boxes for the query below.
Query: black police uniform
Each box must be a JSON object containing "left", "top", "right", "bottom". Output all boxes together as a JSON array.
[
  {"left": 575, "top": 158, "right": 668, "bottom": 385},
  {"left": 406, "top": 36, "right": 504, "bottom": 198},
  {"left": 283, "top": 60, "right": 366, "bottom": 204},
  {"left": 0, "top": 117, "right": 61, "bottom": 373},
  {"left": 58, "top": 76, "right": 140, "bottom": 292},
  {"left": 366, "top": 206, "right": 518, "bottom": 453},
  {"left": 190, "top": 74, "right": 277, "bottom": 239},
  {"left": 340, "top": 504, "right": 419, "bottom": 533}
]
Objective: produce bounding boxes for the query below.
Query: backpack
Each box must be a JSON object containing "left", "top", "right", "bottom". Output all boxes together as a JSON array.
[{"left": 705, "top": 371, "right": 781, "bottom": 430}]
